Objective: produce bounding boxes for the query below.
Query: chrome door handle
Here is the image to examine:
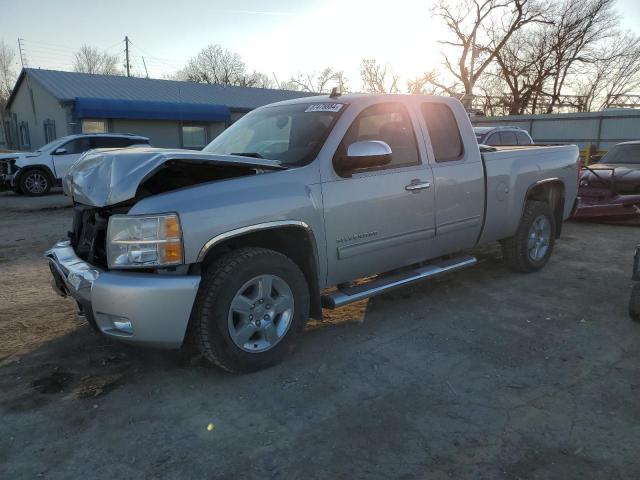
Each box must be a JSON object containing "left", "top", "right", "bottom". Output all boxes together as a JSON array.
[{"left": 405, "top": 180, "right": 431, "bottom": 192}]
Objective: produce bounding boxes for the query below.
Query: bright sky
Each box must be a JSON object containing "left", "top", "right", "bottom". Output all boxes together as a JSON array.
[{"left": 1, "top": 0, "right": 639, "bottom": 89}]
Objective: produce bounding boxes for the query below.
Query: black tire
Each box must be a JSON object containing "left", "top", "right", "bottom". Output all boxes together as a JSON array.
[
  {"left": 629, "top": 283, "right": 640, "bottom": 322},
  {"left": 191, "top": 247, "right": 310, "bottom": 373},
  {"left": 19, "top": 168, "right": 52, "bottom": 196},
  {"left": 502, "top": 200, "right": 556, "bottom": 273}
]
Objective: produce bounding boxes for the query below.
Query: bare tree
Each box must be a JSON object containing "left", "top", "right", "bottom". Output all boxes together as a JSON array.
[
  {"left": 473, "top": 72, "right": 511, "bottom": 115},
  {"left": 0, "top": 40, "right": 17, "bottom": 110},
  {"left": 432, "top": 0, "right": 545, "bottom": 107},
  {"left": 407, "top": 69, "right": 460, "bottom": 95},
  {"left": 178, "top": 45, "right": 245, "bottom": 85},
  {"left": 73, "top": 45, "right": 121, "bottom": 75},
  {"left": 543, "top": 0, "right": 617, "bottom": 112},
  {"left": 360, "top": 59, "right": 399, "bottom": 93},
  {"left": 283, "top": 67, "right": 348, "bottom": 93},
  {"left": 493, "top": 24, "right": 559, "bottom": 114},
  {"left": 575, "top": 32, "right": 640, "bottom": 110},
  {"left": 177, "top": 44, "right": 273, "bottom": 88},
  {"left": 238, "top": 71, "right": 274, "bottom": 89}
]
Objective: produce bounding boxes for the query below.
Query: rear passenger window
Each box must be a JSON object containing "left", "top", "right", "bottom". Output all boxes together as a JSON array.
[
  {"left": 516, "top": 131, "right": 532, "bottom": 145},
  {"left": 421, "top": 103, "right": 463, "bottom": 162},
  {"left": 335, "top": 102, "right": 420, "bottom": 170},
  {"left": 500, "top": 131, "right": 517, "bottom": 145},
  {"left": 92, "top": 137, "right": 133, "bottom": 149}
]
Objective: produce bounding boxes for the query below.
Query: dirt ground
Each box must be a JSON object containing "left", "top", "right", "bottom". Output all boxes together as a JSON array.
[{"left": 1, "top": 195, "right": 639, "bottom": 479}]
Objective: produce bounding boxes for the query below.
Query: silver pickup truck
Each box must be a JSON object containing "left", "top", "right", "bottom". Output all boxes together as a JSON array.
[{"left": 46, "top": 94, "right": 580, "bottom": 372}]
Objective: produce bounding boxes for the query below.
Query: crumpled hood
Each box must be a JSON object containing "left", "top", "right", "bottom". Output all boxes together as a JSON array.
[{"left": 64, "top": 147, "right": 284, "bottom": 207}]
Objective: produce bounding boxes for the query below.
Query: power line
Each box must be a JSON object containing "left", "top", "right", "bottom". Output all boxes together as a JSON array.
[{"left": 126, "top": 39, "right": 185, "bottom": 66}]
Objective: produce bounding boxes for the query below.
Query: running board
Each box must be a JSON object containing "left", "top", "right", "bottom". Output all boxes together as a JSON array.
[{"left": 321, "top": 255, "right": 477, "bottom": 309}]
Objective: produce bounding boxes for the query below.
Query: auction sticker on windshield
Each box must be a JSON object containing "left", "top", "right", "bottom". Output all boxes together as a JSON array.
[{"left": 305, "top": 103, "right": 344, "bottom": 113}]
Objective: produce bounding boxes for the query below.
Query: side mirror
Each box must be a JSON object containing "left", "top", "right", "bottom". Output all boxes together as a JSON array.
[
  {"left": 590, "top": 154, "right": 602, "bottom": 163},
  {"left": 53, "top": 148, "right": 68, "bottom": 155},
  {"left": 334, "top": 140, "right": 392, "bottom": 176}
]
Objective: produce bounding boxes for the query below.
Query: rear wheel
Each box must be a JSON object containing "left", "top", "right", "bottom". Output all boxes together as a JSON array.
[
  {"left": 19, "top": 168, "right": 51, "bottom": 196},
  {"left": 502, "top": 200, "right": 556, "bottom": 273},
  {"left": 191, "top": 247, "right": 310, "bottom": 373}
]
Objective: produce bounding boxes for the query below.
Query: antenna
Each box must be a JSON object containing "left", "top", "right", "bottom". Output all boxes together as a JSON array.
[{"left": 329, "top": 87, "right": 341, "bottom": 98}]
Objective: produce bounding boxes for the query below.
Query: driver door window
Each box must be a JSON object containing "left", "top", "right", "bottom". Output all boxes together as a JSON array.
[
  {"left": 485, "top": 133, "right": 501, "bottom": 146},
  {"left": 61, "top": 138, "right": 92, "bottom": 154},
  {"left": 334, "top": 103, "right": 420, "bottom": 171}
]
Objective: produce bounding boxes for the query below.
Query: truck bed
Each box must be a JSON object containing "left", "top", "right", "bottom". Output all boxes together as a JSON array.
[{"left": 478, "top": 144, "right": 580, "bottom": 245}]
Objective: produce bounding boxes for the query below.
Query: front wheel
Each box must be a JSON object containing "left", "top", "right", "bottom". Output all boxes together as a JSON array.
[
  {"left": 502, "top": 200, "right": 556, "bottom": 273},
  {"left": 19, "top": 168, "right": 52, "bottom": 196},
  {"left": 191, "top": 247, "right": 310, "bottom": 373}
]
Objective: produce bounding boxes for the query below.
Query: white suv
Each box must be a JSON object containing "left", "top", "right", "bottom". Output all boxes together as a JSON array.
[{"left": 0, "top": 133, "right": 150, "bottom": 196}]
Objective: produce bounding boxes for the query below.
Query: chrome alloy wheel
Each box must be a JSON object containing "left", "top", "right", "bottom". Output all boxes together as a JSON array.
[
  {"left": 24, "top": 171, "right": 48, "bottom": 194},
  {"left": 527, "top": 215, "right": 551, "bottom": 261},
  {"left": 227, "top": 274, "right": 294, "bottom": 353}
]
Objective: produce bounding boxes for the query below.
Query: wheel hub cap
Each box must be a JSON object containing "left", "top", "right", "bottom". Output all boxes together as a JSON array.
[
  {"left": 227, "top": 274, "right": 294, "bottom": 353},
  {"left": 527, "top": 215, "right": 551, "bottom": 261},
  {"left": 25, "top": 173, "right": 47, "bottom": 194}
]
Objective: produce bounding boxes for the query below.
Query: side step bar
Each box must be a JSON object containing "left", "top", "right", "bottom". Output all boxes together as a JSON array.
[{"left": 321, "top": 255, "right": 477, "bottom": 309}]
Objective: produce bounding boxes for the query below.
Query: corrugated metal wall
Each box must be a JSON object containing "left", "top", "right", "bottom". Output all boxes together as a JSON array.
[{"left": 472, "top": 109, "right": 640, "bottom": 151}]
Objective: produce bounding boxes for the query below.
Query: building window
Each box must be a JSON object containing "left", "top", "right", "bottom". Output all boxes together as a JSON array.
[
  {"left": 44, "top": 119, "right": 57, "bottom": 143},
  {"left": 82, "top": 119, "right": 107, "bottom": 133},
  {"left": 19, "top": 122, "right": 31, "bottom": 149},
  {"left": 182, "top": 125, "right": 207, "bottom": 149}
]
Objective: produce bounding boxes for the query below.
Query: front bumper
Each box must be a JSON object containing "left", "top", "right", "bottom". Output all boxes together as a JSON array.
[
  {"left": 0, "top": 172, "right": 17, "bottom": 188},
  {"left": 45, "top": 241, "right": 201, "bottom": 348}
]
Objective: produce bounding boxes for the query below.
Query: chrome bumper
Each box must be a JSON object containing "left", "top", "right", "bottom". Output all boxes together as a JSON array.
[{"left": 45, "top": 241, "right": 201, "bottom": 348}]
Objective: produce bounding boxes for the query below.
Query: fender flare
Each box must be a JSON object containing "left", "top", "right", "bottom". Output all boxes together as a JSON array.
[
  {"left": 197, "top": 220, "right": 323, "bottom": 319},
  {"left": 522, "top": 178, "right": 566, "bottom": 238},
  {"left": 15, "top": 164, "right": 56, "bottom": 186},
  {"left": 197, "top": 220, "right": 317, "bottom": 262}
]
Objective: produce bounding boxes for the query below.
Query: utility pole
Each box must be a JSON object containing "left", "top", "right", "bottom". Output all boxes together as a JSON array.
[
  {"left": 124, "top": 36, "right": 131, "bottom": 77},
  {"left": 17, "top": 38, "right": 27, "bottom": 68}
]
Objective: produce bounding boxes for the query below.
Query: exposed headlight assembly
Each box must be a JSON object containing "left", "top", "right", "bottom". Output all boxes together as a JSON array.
[{"left": 107, "top": 214, "right": 183, "bottom": 269}]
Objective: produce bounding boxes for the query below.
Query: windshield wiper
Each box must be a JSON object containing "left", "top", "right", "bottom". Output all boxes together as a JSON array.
[{"left": 230, "top": 152, "right": 263, "bottom": 159}]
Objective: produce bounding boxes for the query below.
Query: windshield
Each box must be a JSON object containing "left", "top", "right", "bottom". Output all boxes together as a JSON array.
[
  {"left": 203, "top": 102, "right": 345, "bottom": 166},
  {"left": 600, "top": 144, "right": 640, "bottom": 165}
]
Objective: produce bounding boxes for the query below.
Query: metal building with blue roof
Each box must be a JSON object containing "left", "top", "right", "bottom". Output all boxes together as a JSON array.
[{"left": 2, "top": 68, "right": 313, "bottom": 150}]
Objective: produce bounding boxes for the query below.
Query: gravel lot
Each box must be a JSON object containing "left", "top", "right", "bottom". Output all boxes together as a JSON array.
[{"left": 1, "top": 196, "right": 639, "bottom": 479}]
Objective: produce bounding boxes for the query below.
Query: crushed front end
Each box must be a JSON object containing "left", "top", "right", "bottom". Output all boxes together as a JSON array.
[
  {"left": 0, "top": 157, "right": 19, "bottom": 190},
  {"left": 45, "top": 202, "right": 201, "bottom": 348}
]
